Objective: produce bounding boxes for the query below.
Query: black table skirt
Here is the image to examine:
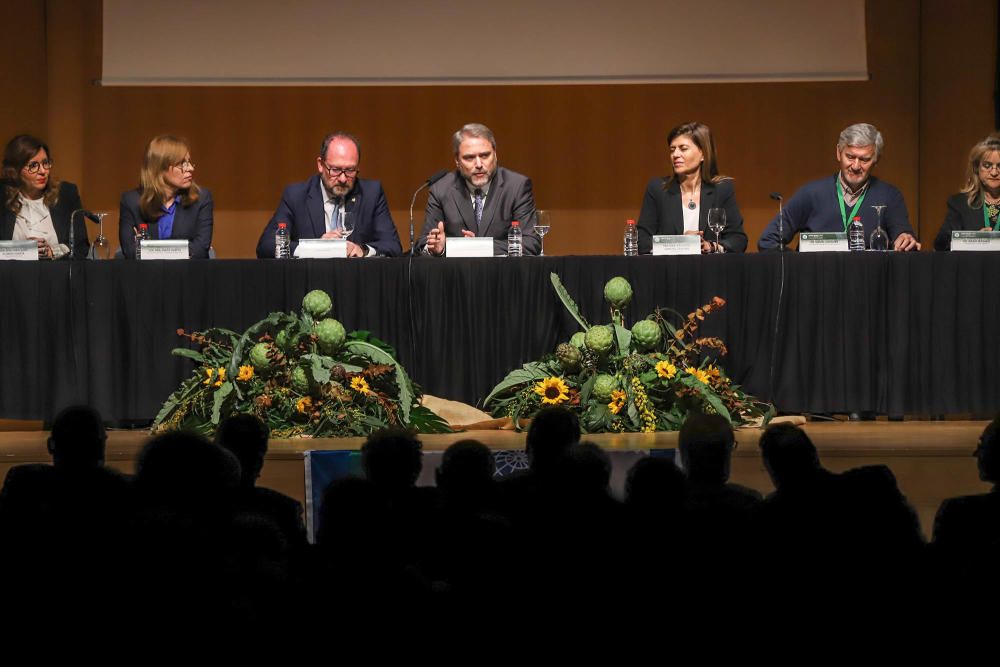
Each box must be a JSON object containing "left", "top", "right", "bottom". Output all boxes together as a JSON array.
[{"left": 1, "top": 253, "right": 997, "bottom": 422}]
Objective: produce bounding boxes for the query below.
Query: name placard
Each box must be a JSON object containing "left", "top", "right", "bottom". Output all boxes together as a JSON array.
[
  {"left": 295, "top": 239, "right": 347, "bottom": 259},
  {"left": 139, "top": 240, "right": 189, "bottom": 260},
  {"left": 446, "top": 237, "right": 494, "bottom": 258},
  {"left": 951, "top": 230, "right": 1000, "bottom": 251},
  {"left": 652, "top": 235, "right": 701, "bottom": 256},
  {"left": 799, "top": 232, "right": 849, "bottom": 253},
  {"left": 0, "top": 240, "right": 38, "bottom": 261}
]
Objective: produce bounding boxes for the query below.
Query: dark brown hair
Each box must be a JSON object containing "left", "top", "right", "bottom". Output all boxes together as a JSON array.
[{"left": 2, "top": 134, "right": 60, "bottom": 214}]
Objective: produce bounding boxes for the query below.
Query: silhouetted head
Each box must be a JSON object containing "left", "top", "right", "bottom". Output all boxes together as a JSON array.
[
  {"left": 47, "top": 405, "right": 107, "bottom": 469},
  {"left": 626, "top": 455, "right": 686, "bottom": 511},
  {"left": 976, "top": 415, "right": 1000, "bottom": 483},
  {"left": 525, "top": 407, "right": 581, "bottom": 474},
  {"left": 758, "top": 423, "right": 821, "bottom": 490},
  {"left": 678, "top": 412, "right": 735, "bottom": 484},
  {"left": 361, "top": 428, "right": 423, "bottom": 494},
  {"left": 135, "top": 431, "right": 240, "bottom": 508},
  {"left": 436, "top": 439, "right": 494, "bottom": 499},
  {"left": 317, "top": 476, "right": 390, "bottom": 548},
  {"left": 562, "top": 441, "right": 612, "bottom": 496},
  {"left": 215, "top": 413, "right": 269, "bottom": 487}
]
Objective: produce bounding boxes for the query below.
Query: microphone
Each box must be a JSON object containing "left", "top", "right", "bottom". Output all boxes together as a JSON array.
[
  {"left": 409, "top": 169, "right": 450, "bottom": 255},
  {"left": 769, "top": 193, "right": 785, "bottom": 251}
]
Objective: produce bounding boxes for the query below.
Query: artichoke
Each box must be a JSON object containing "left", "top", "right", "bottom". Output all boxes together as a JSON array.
[
  {"left": 314, "top": 318, "right": 346, "bottom": 355},
  {"left": 570, "top": 331, "right": 587, "bottom": 350},
  {"left": 556, "top": 343, "right": 582, "bottom": 372},
  {"left": 592, "top": 373, "right": 619, "bottom": 401},
  {"left": 584, "top": 325, "right": 614, "bottom": 356},
  {"left": 302, "top": 289, "right": 333, "bottom": 318},
  {"left": 603, "top": 276, "right": 633, "bottom": 308},
  {"left": 249, "top": 342, "right": 273, "bottom": 371},
  {"left": 291, "top": 366, "right": 312, "bottom": 394},
  {"left": 631, "top": 319, "right": 662, "bottom": 351}
]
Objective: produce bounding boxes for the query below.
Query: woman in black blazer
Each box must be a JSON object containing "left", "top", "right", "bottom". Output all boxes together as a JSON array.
[
  {"left": 935, "top": 135, "right": 1000, "bottom": 251},
  {"left": 637, "top": 122, "right": 748, "bottom": 254},
  {"left": 1, "top": 135, "right": 89, "bottom": 259},
  {"left": 119, "top": 135, "right": 213, "bottom": 259}
]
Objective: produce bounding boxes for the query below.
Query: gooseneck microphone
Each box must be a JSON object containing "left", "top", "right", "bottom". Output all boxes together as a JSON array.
[
  {"left": 409, "top": 169, "right": 449, "bottom": 255},
  {"left": 68, "top": 209, "right": 101, "bottom": 259},
  {"left": 769, "top": 193, "right": 785, "bottom": 252}
]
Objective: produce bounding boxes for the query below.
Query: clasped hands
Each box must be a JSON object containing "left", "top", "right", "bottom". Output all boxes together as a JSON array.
[{"left": 320, "top": 229, "right": 367, "bottom": 257}]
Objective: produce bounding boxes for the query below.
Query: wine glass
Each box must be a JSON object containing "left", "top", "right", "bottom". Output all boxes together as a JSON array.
[
  {"left": 707, "top": 208, "right": 726, "bottom": 253},
  {"left": 535, "top": 210, "right": 551, "bottom": 256},
  {"left": 869, "top": 205, "right": 889, "bottom": 251},
  {"left": 87, "top": 212, "right": 111, "bottom": 259},
  {"left": 340, "top": 211, "right": 355, "bottom": 240}
]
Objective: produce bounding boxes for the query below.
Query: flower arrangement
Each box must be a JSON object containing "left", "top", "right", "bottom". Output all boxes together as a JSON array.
[
  {"left": 484, "top": 274, "right": 774, "bottom": 433},
  {"left": 152, "top": 289, "right": 449, "bottom": 437}
]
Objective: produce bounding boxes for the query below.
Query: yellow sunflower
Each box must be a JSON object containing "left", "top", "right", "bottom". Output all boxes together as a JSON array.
[
  {"left": 534, "top": 377, "right": 570, "bottom": 405},
  {"left": 237, "top": 365, "right": 254, "bottom": 382},
  {"left": 686, "top": 366, "right": 710, "bottom": 384},
  {"left": 655, "top": 360, "right": 677, "bottom": 379},
  {"left": 295, "top": 396, "right": 312, "bottom": 414},
  {"left": 214, "top": 367, "right": 226, "bottom": 387},
  {"left": 203, "top": 367, "right": 215, "bottom": 385},
  {"left": 350, "top": 376, "right": 371, "bottom": 396},
  {"left": 608, "top": 389, "right": 627, "bottom": 414}
]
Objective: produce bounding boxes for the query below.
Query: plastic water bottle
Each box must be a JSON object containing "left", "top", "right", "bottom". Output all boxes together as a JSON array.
[
  {"left": 848, "top": 216, "right": 865, "bottom": 251},
  {"left": 507, "top": 220, "right": 522, "bottom": 257},
  {"left": 624, "top": 219, "right": 639, "bottom": 256},
  {"left": 275, "top": 221, "right": 290, "bottom": 259},
  {"left": 136, "top": 223, "right": 149, "bottom": 259}
]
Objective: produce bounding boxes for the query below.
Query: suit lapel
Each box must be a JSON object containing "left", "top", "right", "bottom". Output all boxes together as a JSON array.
[
  {"left": 452, "top": 176, "right": 476, "bottom": 233},
  {"left": 699, "top": 182, "right": 716, "bottom": 232},
  {"left": 308, "top": 175, "right": 326, "bottom": 237},
  {"left": 664, "top": 179, "right": 684, "bottom": 234},
  {"left": 1, "top": 209, "right": 16, "bottom": 240}
]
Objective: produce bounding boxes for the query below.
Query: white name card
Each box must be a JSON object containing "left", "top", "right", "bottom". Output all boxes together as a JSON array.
[
  {"left": 652, "top": 235, "right": 700, "bottom": 255},
  {"left": 446, "top": 237, "right": 494, "bottom": 257},
  {"left": 295, "top": 239, "right": 347, "bottom": 259},
  {"left": 140, "top": 240, "right": 190, "bottom": 260},
  {"left": 799, "top": 232, "right": 849, "bottom": 252},
  {"left": 951, "top": 230, "right": 1000, "bottom": 251},
  {"left": 0, "top": 240, "right": 38, "bottom": 261}
]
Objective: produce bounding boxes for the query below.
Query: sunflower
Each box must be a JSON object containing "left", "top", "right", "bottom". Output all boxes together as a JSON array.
[
  {"left": 686, "top": 366, "right": 710, "bottom": 384},
  {"left": 237, "top": 365, "right": 254, "bottom": 382},
  {"left": 214, "top": 367, "right": 226, "bottom": 387},
  {"left": 608, "top": 389, "right": 627, "bottom": 415},
  {"left": 350, "top": 376, "right": 371, "bottom": 396},
  {"left": 655, "top": 360, "right": 677, "bottom": 379},
  {"left": 295, "top": 396, "right": 312, "bottom": 414},
  {"left": 203, "top": 368, "right": 215, "bottom": 385},
  {"left": 534, "top": 376, "right": 570, "bottom": 405}
]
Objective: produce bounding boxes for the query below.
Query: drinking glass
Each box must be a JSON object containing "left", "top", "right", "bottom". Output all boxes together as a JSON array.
[
  {"left": 92, "top": 212, "right": 111, "bottom": 259},
  {"left": 707, "top": 208, "right": 726, "bottom": 253},
  {"left": 535, "top": 210, "right": 551, "bottom": 256},
  {"left": 341, "top": 211, "right": 355, "bottom": 240},
  {"left": 869, "top": 205, "right": 889, "bottom": 251}
]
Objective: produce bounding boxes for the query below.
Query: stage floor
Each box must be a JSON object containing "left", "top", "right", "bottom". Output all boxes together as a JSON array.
[{"left": 0, "top": 421, "right": 989, "bottom": 540}]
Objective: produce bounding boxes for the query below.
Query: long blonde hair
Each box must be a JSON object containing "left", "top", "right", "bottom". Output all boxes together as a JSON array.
[
  {"left": 139, "top": 135, "right": 200, "bottom": 220},
  {"left": 962, "top": 135, "right": 1000, "bottom": 209}
]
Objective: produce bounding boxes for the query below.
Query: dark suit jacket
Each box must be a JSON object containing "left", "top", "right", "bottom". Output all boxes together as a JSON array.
[
  {"left": 758, "top": 175, "right": 913, "bottom": 250},
  {"left": 1, "top": 181, "right": 89, "bottom": 259},
  {"left": 255, "top": 175, "right": 402, "bottom": 258},
  {"left": 118, "top": 187, "right": 214, "bottom": 259},
  {"left": 935, "top": 192, "right": 991, "bottom": 251},
  {"left": 418, "top": 167, "right": 540, "bottom": 256},
  {"left": 636, "top": 177, "right": 748, "bottom": 254}
]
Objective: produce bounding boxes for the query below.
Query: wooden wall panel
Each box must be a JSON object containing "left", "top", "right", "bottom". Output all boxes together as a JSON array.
[
  {"left": 10, "top": 0, "right": 992, "bottom": 257},
  {"left": 0, "top": 1, "right": 47, "bottom": 144}
]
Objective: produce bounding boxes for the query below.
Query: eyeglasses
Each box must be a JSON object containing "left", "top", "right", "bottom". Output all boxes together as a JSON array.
[
  {"left": 321, "top": 163, "right": 358, "bottom": 178},
  {"left": 980, "top": 161, "right": 1000, "bottom": 173},
  {"left": 24, "top": 159, "right": 53, "bottom": 174},
  {"left": 172, "top": 159, "right": 195, "bottom": 172}
]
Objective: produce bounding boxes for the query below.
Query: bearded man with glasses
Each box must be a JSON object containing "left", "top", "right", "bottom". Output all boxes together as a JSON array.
[{"left": 256, "top": 132, "right": 402, "bottom": 258}]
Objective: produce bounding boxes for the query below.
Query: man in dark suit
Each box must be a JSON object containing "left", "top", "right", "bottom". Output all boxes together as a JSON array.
[
  {"left": 418, "top": 123, "right": 539, "bottom": 256},
  {"left": 256, "top": 132, "right": 402, "bottom": 258}
]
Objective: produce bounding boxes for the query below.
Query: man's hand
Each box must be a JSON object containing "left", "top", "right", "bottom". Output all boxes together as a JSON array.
[
  {"left": 893, "top": 232, "right": 921, "bottom": 252},
  {"left": 321, "top": 230, "right": 343, "bottom": 239},
  {"left": 346, "top": 241, "right": 367, "bottom": 258}
]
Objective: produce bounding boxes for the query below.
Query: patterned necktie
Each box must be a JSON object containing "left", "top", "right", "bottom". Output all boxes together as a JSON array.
[{"left": 474, "top": 189, "right": 484, "bottom": 229}]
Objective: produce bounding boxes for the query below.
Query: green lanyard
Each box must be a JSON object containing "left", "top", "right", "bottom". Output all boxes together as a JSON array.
[
  {"left": 982, "top": 204, "right": 1000, "bottom": 231},
  {"left": 837, "top": 179, "right": 867, "bottom": 231}
]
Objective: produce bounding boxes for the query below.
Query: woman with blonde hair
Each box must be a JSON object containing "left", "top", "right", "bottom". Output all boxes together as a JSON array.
[
  {"left": 119, "top": 135, "right": 213, "bottom": 259},
  {"left": 1, "top": 134, "right": 89, "bottom": 259},
  {"left": 636, "top": 121, "right": 747, "bottom": 254},
  {"left": 935, "top": 134, "right": 1000, "bottom": 250}
]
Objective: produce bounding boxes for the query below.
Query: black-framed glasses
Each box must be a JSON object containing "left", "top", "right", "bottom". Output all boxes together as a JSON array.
[
  {"left": 25, "top": 159, "right": 53, "bottom": 174},
  {"left": 322, "top": 163, "right": 358, "bottom": 178}
]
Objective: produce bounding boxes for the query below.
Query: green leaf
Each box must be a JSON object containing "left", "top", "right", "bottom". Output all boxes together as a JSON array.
[
  {"left": 613, "top": 323, "right": 632, "bottom": 355},
  {"left": 302, "top": 353, "right": 334, "bottom": 384},
  {"left": 347, "top": 331, "right": 396, "bottom": 357},
  {"left": 344, "top": 340, "right": 413, "bottom": 423},
  {"left": 408, "top": 405, "right": 454, "bottom": 434},
  {"left": 578, "top": 373, "right": 597, "bottom": 406},
  {"left": 211, "top": 381, "right": 234, "bottom": 425},
  {"left": 550, "top": 273, "right": 591, "bottom": 332},
  {"left": 483, "top": 361, "right": 552, "bottom": 407},
  {"left": 171, "top": 348, "right": 206, "bottom": 363}
]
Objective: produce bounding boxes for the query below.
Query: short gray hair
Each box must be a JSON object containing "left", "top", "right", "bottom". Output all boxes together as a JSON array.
[
  {"left": 452, "top": 123, "right": 496, "bottom": 155},
  {"left": 838, "top": 123, "right": 884, "bottom": 160}
]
